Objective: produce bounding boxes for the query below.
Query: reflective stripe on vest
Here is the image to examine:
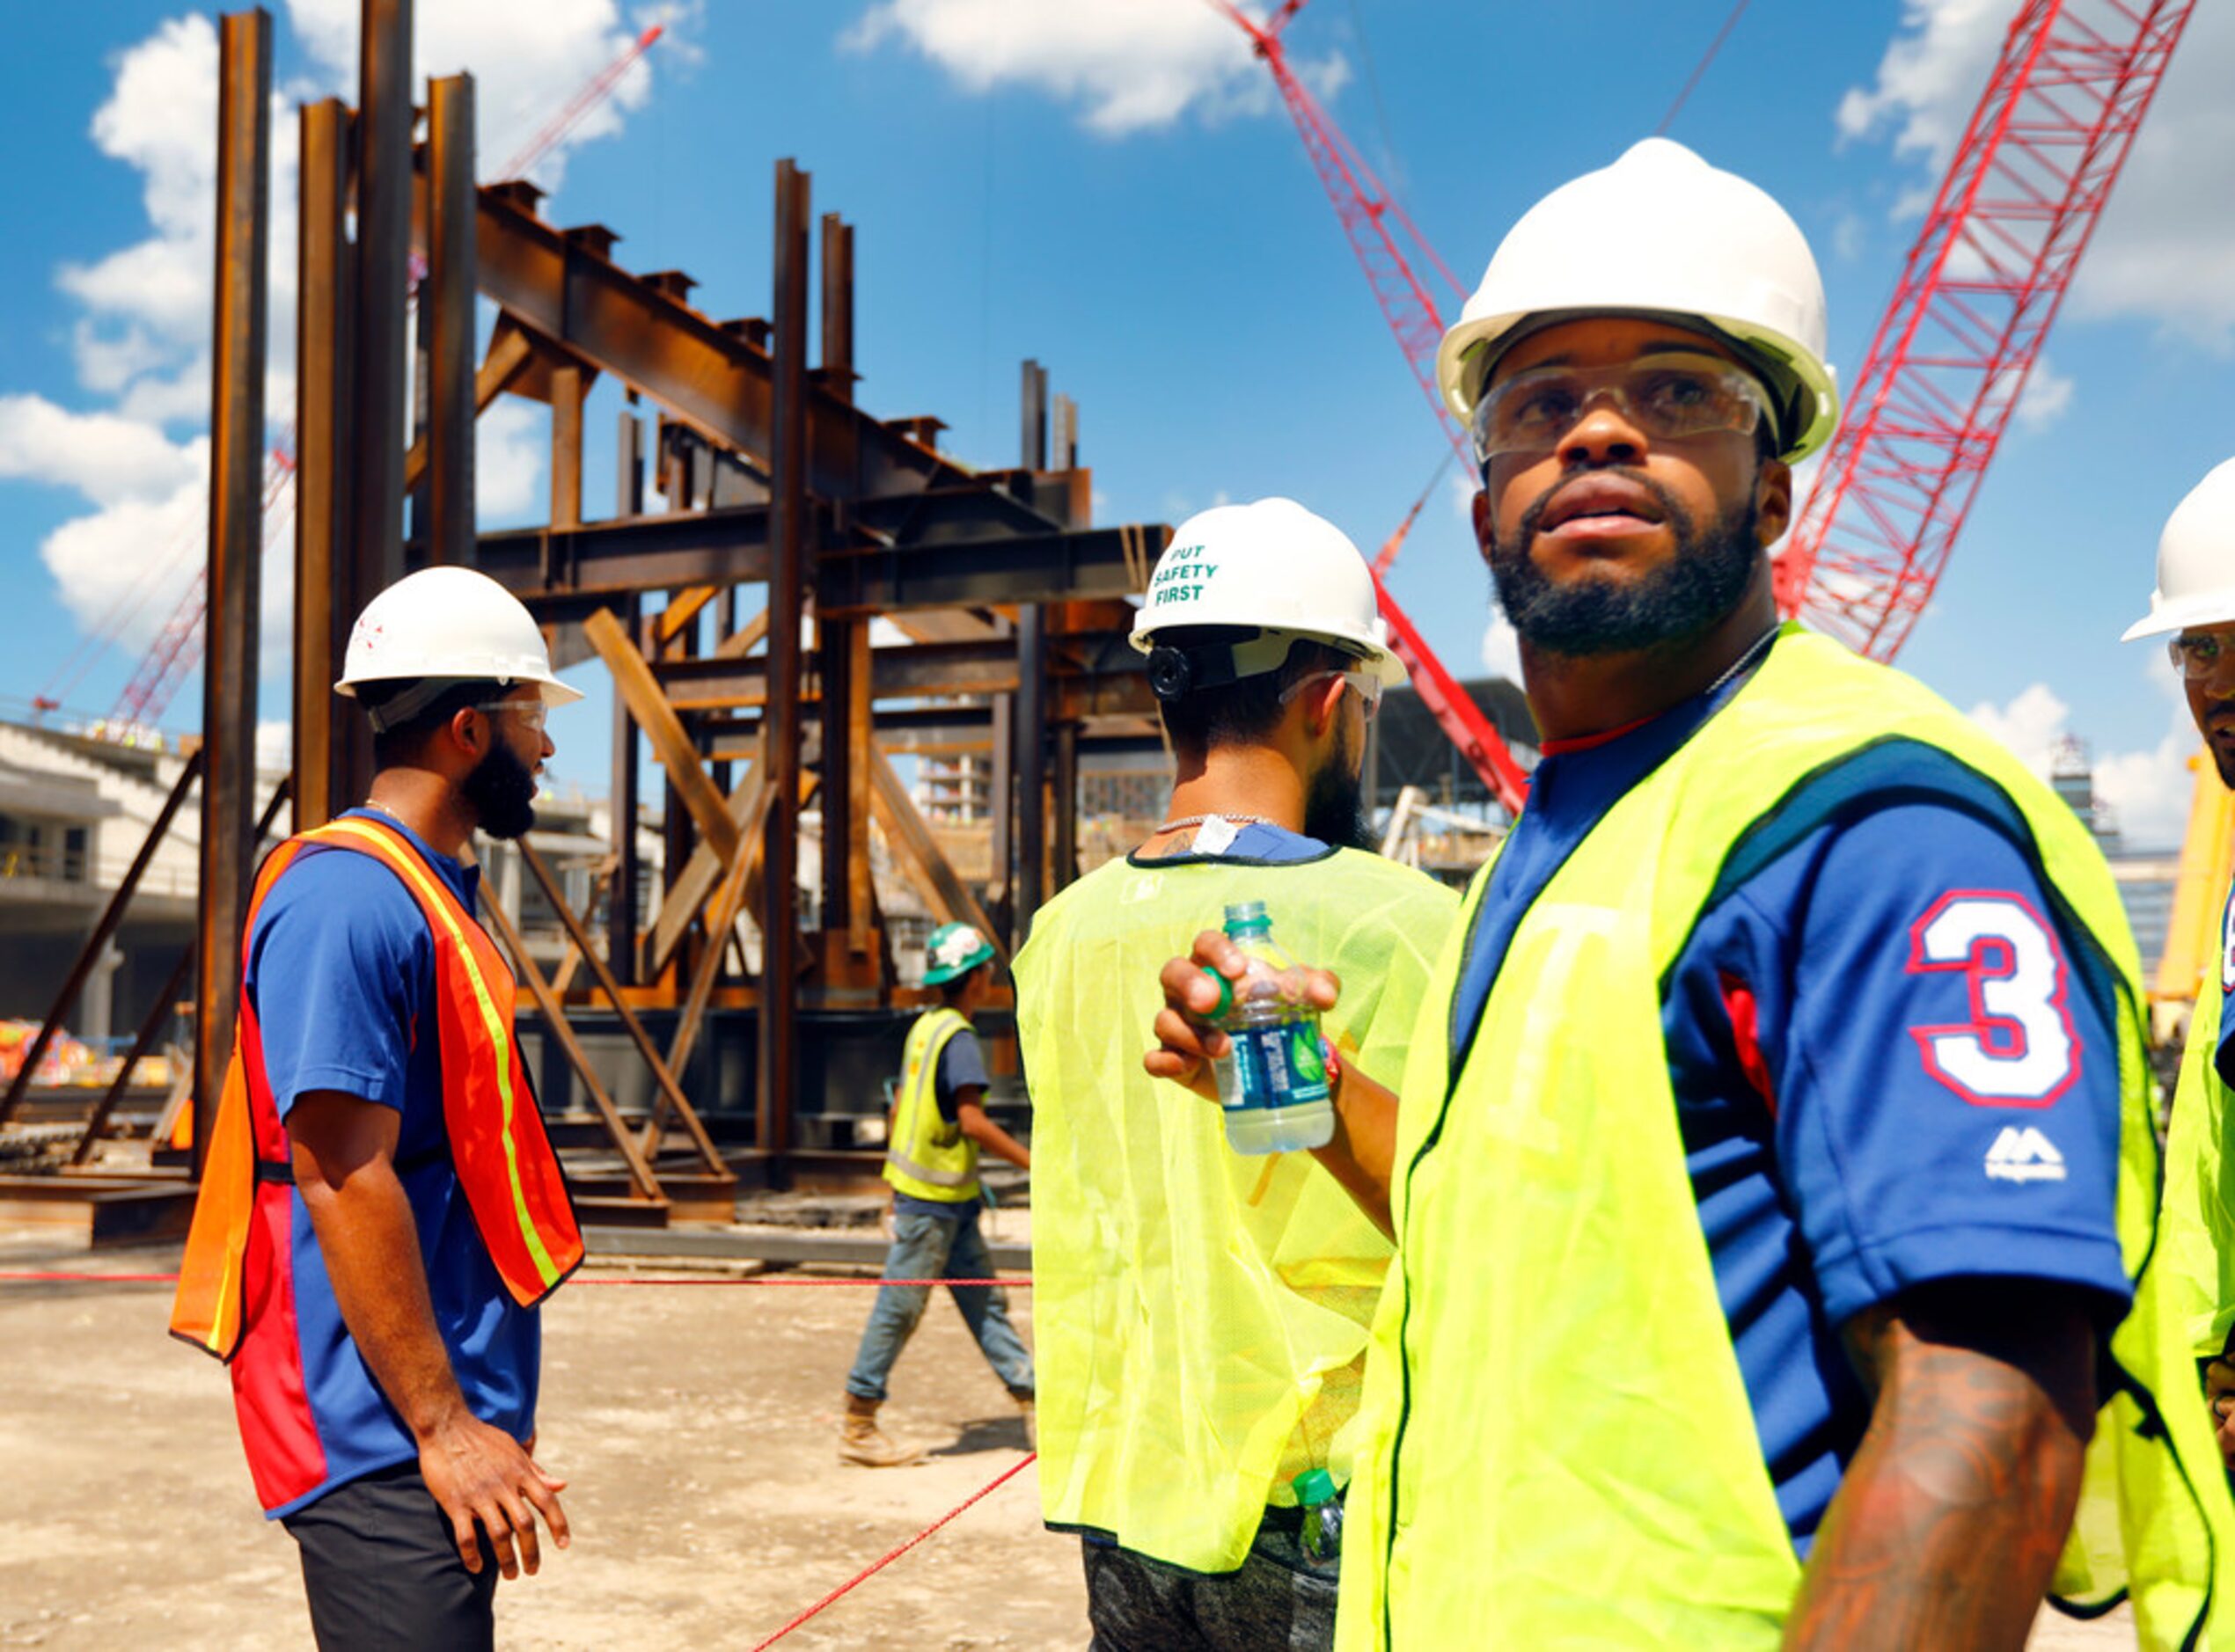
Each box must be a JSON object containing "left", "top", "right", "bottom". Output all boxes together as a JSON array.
[
  {"left": 883, "top": 1008, "right": 978, "bottom": 1202},
  {"left": 1335, "top": 626, "right": 2235, "bottom": 1652},
  {"left": 170, "top": 817, "right": 583, "bottom": 1363},
  {"left": 2162, "top": 967, "right": 2235, "bottom": 1362}
]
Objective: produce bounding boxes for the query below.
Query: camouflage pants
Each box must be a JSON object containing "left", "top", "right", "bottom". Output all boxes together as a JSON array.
[{"left": 1081, "top": 1508, "right": 1338, "bottom": 1652}]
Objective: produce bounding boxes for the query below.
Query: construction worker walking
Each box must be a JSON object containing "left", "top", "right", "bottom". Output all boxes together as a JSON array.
[
  {"left": 171, "top": 567, "right": 586, "bottom": 1650},
  {"left": 2127, "top": 458, "right": 2235, "bottom": 1472},
  {"left": 1149, "top": 139, "right": 2234, "bottom": 1649},
  {"left": 840, "top": 922, "right": 1035, "bottom": 1466},
  {"left": 1015, "top": 500, "right": 1457, "bottom": 1651}
]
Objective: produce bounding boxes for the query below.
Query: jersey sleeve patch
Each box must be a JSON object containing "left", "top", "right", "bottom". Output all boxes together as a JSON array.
[{"left": 1904, "top": 889, "right": 2081, "bottom": 1109}]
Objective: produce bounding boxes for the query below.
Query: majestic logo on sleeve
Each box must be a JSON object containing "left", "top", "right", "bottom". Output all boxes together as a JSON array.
[
  {"left": 1984, "top": 1125, "right": 2066, "bottom": 1182},
  {"left": 1906, "top": 892, "right": 2081, "bottom": 1107}
]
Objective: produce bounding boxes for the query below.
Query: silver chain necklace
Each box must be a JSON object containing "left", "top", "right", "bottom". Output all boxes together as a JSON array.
[{"left": 1704, "top": 625, "right": 1781, "bottom": 700}]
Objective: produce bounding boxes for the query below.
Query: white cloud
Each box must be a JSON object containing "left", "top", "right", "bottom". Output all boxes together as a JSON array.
[
  {"left": 1480, "top": 614, "right": 1521, "bottom": 683},
  {"left": 0, "top": 396, "right": 202, "bottom": 506},
  {"left": 256, "top": 719, "right": 292, "bottom": 772},
  {"left": 476, "top": 397, "right": 547, "bottom": 523},
  {"left": 2012, "top": 356, "right": 2075, "bottom": 431},
  {"left": 841, "top": 0, "right": 1345, "bottom": 135},
  {"left": 1841, "top": 0, "right": 2235, "bottom": 345},
  {"left": 1968, "top": 673, "right": 2196, "bottom": 847}
]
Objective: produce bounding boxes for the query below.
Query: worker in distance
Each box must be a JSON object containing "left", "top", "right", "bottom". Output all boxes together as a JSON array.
[
  {"left": 2126, "top": 458, "right": 2235, "bottom": 1478},
  {"left": 1014, "top": 501, "right": 1456, "bottom": 1649},
  {"left": 172, "top": 567, "right": 585, "bottom": 1650},
  {"left": 1148, "top": 137, "right": 2234, "bottom": 1648}
]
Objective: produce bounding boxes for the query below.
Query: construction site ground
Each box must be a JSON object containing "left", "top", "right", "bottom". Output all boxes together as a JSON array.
[{"left": 0, "top": 1224, "right": 2129, "bottom": 1649}]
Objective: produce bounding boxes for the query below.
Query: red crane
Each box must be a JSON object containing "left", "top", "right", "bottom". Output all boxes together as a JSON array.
[
  {"left": 98, "top": 24, "right": 667, "bottom": 738},
  {"left": 1777, "top": 0, "right": 2198, "bottom": 658},
  {"left": 1208, "top": 0, "right": 1528, "bottom": 813}
]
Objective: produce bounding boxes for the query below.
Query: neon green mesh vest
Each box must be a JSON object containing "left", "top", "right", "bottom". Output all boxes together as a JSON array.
[
  {"left": 884, "top": 1008, "right": 978, "bottom": 1204},
  {"left": 1336, "top": 625, "right": 2235, "bottom": 1651}
]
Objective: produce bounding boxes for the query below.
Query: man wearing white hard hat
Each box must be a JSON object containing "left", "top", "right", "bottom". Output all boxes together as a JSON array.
[
  {"left": 2127, "top": 460, "right": 2235, "bottom": 1486},
  {"left": 1151, "top": 141, "right": 2230, "bottom": 1648},
  {"left": 172, "top": 566, "right": 585, "bottom": 1648},
  {"left": 1014, "top": 500, "right": 1456, "bottom": 1649}
]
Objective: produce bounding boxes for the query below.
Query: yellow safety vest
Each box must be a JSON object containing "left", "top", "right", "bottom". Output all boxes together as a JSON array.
[
  {"left": 1015, "top": 847, "right": 1458, "bottom": 1573},
  {"left": 1337, "top": 625, "right": 2235, "bottom": 1651},
  {"left": 884, "top": 1008, "right": 979, "bottom": 1203},
  {"left": 2162, "top": 921, "right": 2235, "bottom": 1360}
]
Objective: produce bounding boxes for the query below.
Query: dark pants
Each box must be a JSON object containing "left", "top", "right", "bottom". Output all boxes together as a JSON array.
[
  {"left": 1082, "top": 1506, "right": 1338, "bottom": 1652},
  {"left": 282, "top": 1461, "right": 496, "bottom": 1651}
]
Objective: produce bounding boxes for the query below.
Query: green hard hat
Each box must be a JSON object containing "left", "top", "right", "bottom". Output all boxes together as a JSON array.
[{"left": 923, "top": 922, "right": 996, "bottom": 986}]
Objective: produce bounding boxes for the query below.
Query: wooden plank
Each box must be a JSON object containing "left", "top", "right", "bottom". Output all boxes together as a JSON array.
[
  {"left": 656, "top": 585, "right": 718, "bottom": 646},
  {"left": 401, "top": 322, "right": 532, "bottom": 493},
  {"left": 868, "top": 743, "right": 1008, "bottom": 964},
  {"left": 584, "top": 605, "right": 737, "bottom": 865},
  {"left": 710, "top": 606, "right": 772, "bottom": 662},
  {"left": 646, "top": 744, "right": 763, "bottom": 977}
]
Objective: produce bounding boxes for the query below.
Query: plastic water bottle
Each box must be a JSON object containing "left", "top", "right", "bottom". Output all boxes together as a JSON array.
[
  {"left": 1211, "top": 901, "right": 1335, "bottom": 1154},
  {"left": 1293, "top": 1468, "right": 1343, "bottom": 1567}
]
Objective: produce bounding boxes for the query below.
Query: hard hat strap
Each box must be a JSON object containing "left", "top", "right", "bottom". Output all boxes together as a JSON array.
[
  {"left": 362, "top": 675, "right": 502, "bottom": 734},
  {"left": 1146, "top": 632, "right": 1300, "bottom": 703}
]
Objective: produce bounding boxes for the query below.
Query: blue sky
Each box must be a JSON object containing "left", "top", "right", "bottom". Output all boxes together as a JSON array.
[{"left": 4, "top": 0, "right": 2233, "bottom": 844}]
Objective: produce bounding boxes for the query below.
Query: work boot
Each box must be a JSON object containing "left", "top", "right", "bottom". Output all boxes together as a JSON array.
[
  {"left": 1014, "top": 1392, "right": 1036, "bottom": 1451},
  {"left": 839, "top": 1394, "right": 921, "bottom": 1467}
]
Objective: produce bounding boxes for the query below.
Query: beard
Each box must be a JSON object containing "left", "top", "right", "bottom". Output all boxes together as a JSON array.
[
  {"left": 1303, "top": 709, "right": 1375, "bottom": 852},
  {"left": 1489, "top": 468, "right": 1762, "bottom": 658},
  {"left": 463, "top": 739, "right": 539, "bottom": 841}
]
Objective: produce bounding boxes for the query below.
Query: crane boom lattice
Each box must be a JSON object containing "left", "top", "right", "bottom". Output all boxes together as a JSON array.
[{"left": 1778, "top": 0, "right": 2198, "bottom": 660}]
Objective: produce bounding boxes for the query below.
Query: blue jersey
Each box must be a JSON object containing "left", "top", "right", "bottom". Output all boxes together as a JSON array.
[
  {"left": 2215, "top": 878, "right": 2235, "bottom": 1089},
  {"left": 245, "top": 809, "right": 540, "bottom": 1517},
  {"left": 1450, "top": 671, "right": 2129, "bottom": 1549}
]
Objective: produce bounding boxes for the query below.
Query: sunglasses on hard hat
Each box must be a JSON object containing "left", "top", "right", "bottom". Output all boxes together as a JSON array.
[
  {"left": 1279, "top": 668, "right": 1383, "bottom": 721},
  {"left": 2169, "top": 633, "right": 2235, "bottom": 681},
  {"left": 1471, "top": 352, "right": 1773, "bottom": 466},
  {"left": 474, "top": 698, "right": 550, "bottom": 733}
]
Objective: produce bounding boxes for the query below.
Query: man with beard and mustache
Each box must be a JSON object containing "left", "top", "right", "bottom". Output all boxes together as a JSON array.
[
  {"left": 1011, "top": 499, "right": 1456, "bottom": 1652},
  {"left": 1150, "top": 142, "right": 2232, "bottom": 1649},
  {"left": 2126, "top": 460, "right": 2235, "bottom": 1478},
  {"left": 171, "top": 566, "right": 585, "bottom": 1650}
]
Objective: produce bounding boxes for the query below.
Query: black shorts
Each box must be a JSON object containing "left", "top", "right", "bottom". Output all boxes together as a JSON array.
[{"left": 281, "top": 1461, "right": 497, "bottom": 1651}]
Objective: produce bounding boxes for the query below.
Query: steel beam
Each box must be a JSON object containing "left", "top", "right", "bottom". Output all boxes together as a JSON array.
[
  {"left": 760, "top": 159, "right": 809, "bottom": 1177},
  {"left": 195, "top": 8, "right": 272, "bottom": 1178},
  {"left": 426, "top": 73, "right": 477, "bottom": 564},
  {"left": 294, "top": 98, "right": 351, "bottom": 830},
  {"left": 469, "top": 179, "right": 967, "bottom": 504},
  {"left": 341, "top": 0, "right": 414, "bottom": 805},
  {"left": 550, "top": 362, "right": 585, "bottom": 530},
  {"left": 1015, "top": 604, "right": 1047, "bottom": 939}
]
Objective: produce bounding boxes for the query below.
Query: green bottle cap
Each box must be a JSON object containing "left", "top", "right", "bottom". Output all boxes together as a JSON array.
[
  {"left": 1292, "top": 1467, "right": 1337, "bottom": 1507},
  {"left": 1223, "top": 899, "right": 1271, "bottom": 934}
]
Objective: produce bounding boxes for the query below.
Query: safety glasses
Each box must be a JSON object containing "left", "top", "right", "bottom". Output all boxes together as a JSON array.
[
  {"left": 2170, "top": 632, "right": 2235, "bottom": 681},
  {"left": 1471, "top": 352, "right": 1772, "bottom": 465},
  {"left": 474, "top": 698, "right": 550, "bottom": 733},
  {"left": 1279, "top": 668, "right": 1382, "bottom": 720}
]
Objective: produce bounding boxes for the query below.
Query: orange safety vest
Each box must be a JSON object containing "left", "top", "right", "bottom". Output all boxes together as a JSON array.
[{"left": 170, "top": 815, "right": 582, "bottom": 1361}]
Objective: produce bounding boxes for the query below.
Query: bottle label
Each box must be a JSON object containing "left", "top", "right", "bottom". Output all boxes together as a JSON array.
[{"left": 1225, "top": 1020, "right": 1330, "bottom": 1110}]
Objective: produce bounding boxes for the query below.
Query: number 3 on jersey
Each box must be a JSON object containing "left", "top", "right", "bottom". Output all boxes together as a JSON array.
[{"left": 1906, "top": 891, "right": 2080, "bottom": 1107}]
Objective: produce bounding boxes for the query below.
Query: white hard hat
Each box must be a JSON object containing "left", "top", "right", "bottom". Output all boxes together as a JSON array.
[
  {"left": 2122, "top": 459, "right": 2235, "bottom": 641},
  {"left": 336, "top": 566, "right": 583, "bottom": 725},
  {"left": 1435, "top": 138, "right": 1838, "bottom": 464},
  {"left": 1129, "top": 498, "right": 1406, "bottom": 687}
]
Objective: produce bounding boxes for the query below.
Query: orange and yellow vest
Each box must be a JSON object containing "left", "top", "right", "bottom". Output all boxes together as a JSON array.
[{"left": 170, "top": 816, "right": 582, "bottom": 1384}]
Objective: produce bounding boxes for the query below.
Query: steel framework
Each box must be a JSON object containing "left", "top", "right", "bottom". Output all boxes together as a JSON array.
[{"left": 1777, "top": 0, "right": 2199, "bottom": 658}]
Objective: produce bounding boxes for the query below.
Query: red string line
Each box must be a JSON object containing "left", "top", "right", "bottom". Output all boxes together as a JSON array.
[
  {"left": 747, "top": 1452, "right": 1037, "bottom": 1650},
  {"left": 0, "top": 1270, "right": 1031, "bottom": 1288}
]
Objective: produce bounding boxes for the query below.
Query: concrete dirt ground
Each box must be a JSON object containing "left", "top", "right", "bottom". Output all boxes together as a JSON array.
[{"left": 0, "top": 1231, "right": 2137, "bottom": 1649}]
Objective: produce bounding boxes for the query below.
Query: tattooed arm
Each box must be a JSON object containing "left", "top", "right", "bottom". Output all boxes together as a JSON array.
[{"left": 1782, "top": 1280, "right": 2097, "bottom": 1651}]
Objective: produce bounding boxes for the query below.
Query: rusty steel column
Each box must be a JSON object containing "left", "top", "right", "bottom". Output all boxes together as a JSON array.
[
  {"left": 341, "top": 0, "right": 414, "bottom": 803},
  {"left": 1013, "top": 361, "right": 1051, "bottom": 940},
  {"left": 609, "top": 413, "right": 645, "bottom": 985},
  {"left": 816, "top": 211, "right": 867, "bottom": 963},
  {"left": 194, "top": 7, "right": 272, "bottom": 1177},
  {"left": 1053, "top": 719, "right": 1079, "bottom": 894},
  {"left": 293, "top": 98, "right": 351, "bottom": 831},
  {"left": 759, "top": 159, "right": 810, "bottom": 1174},
  {"left": 550, "top": 362, "right": 585, "bottom": 529},
  {"left": 426, "top": 73, "right": 477, "bottom": 564}
]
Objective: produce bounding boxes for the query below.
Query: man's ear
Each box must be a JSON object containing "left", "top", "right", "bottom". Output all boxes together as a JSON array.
[
  {"left": 1470, "top": 485, "right": 1496, "bottom": 562},
  {"left": 443, "top": 705, "right": 488, "bottom": 760},
  {"left": 1755, "top": 456, "right": 1793, "bottom": 551}
]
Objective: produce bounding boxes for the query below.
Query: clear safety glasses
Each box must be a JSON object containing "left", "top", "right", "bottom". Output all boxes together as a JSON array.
[
  {"left": 475, "top": 698, "right": 550, "bottom": 733},
  {"left": 1279, "top": 668, "right": 1383, "bottom": 721},
  {"left": 1471, "top": 352, "right": 1773, "bottom": 465},
  {"left": 2170, "top": 632, "right": 2235, "bottom": 681}
]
